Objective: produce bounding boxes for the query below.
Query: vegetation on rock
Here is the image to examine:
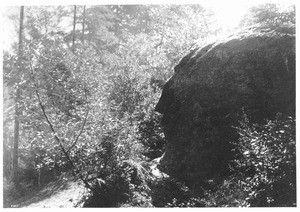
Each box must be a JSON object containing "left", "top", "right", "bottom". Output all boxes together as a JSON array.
[{"left": 3, "top": 3, "right": 295, "bottom": 207}]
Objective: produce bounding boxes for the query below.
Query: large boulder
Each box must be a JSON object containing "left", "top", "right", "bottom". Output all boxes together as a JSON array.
[{"left": 155, "top": 24, "right": 295, "bottom": 184}]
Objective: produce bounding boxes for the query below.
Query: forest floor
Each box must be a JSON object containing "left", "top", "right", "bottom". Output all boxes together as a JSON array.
[
  {"left": 6, "top": 158, "right": 173, "bottom": 208},
  {"left": 8, "top": 174, "right": 86, "bottom": 208}
]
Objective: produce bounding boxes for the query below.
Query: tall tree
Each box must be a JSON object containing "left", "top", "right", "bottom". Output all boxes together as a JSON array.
[
  {"left": 82, "top": 5, "right": 86, "bottom": 45},
  {"left": 72, "top": 5, "right": 77, "bottom": 52},
  {"left": 13, "top": 6, "right": 24, "bottom": 185}
]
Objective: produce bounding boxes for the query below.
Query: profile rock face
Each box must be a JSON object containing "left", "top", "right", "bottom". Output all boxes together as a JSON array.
[{"left": 155, "top": 24, "right": 295, "bottom": 183}]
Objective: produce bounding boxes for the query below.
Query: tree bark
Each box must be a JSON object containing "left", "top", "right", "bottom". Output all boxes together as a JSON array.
[
  {"left": 72, "top": 5, "right": 77, "bottom": 52},
  {"left": 82, "top": 5, "right": 86, "bottom": 45},
  {"left": 13, "top": 6, "right": 24, "bottom": 185}
]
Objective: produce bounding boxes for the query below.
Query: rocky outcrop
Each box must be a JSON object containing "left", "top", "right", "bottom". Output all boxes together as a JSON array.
[{"left": 155, "top": 24, "right": 295, "bottom": 184}]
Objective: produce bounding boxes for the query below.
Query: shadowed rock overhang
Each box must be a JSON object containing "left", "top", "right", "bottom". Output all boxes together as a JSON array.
[{"left": 155, "top": 23, "right": 295, "bottom": 184}]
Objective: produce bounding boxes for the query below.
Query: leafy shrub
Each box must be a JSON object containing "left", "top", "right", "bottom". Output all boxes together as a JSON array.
[
  {"left": 2, "top": 4, "right": 224, "bottom": 207},
  {"left": 3, "top": 178, "right": 22, "bottom": 207},
  {"left": 82, "top": 158, "right": 152, "bottom": 207},
  {"left": 3, "top": 177, "right": 37, "bottom": 207},
  {"left": 234, "top": 113, "right": 296, "bottom": 206},
  {"left": 202, "top": 112, "right": 296, "bottom": 207},
  {"left": 108, "top": 74, "right": 144, "bottom": 117},
  {"left": 138, "top": 112, "right": 166, "bottom": 160},
  {"left": 149, "top": 175, "right": 205, "bottom": 207}
]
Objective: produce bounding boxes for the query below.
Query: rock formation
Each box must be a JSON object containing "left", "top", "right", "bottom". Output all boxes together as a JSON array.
[{"left": 155, "top": 24, "right": 295, "bottom": 184}]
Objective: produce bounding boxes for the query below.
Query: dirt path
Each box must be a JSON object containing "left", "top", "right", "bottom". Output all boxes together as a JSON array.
[
  {"left": 7, "top": 158, "right": 165, "bottom": 208},
  {"left": 9, "top": 177, "right": 86, "bottom": 208}
]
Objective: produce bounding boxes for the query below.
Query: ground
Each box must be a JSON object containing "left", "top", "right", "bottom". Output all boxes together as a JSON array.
[
  {"left": 6, "top": 159, "right": 169, "bottom": 208},
  {"left": 8, "top": 175, "right": 86, "bottom": 208}
]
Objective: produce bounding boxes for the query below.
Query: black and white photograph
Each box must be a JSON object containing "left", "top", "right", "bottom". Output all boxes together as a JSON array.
[{"left": 1, "top": 0, "right": 296, "bottom": 208}]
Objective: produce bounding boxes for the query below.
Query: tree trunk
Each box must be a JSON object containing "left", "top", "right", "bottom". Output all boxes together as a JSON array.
[
  {"left": 82, "top": 5, "right": 86, "bottom": 45},
  {"left": 38, "top": 168, "right": 41, "bottom": 187},
  {"left": 72, "top": 5, "right": 77, "bottom": 52},
  {"left": 12, "top": 6, "right": 24, "bottom": 185}
]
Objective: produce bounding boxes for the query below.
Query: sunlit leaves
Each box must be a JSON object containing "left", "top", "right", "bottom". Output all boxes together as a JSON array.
[
  {"left": 232, "top": 113, "right": 296, "bottom": 206},
  {"left": 3, "top": 5, "right": 220, "bottom": 204},
  {"left": 240, "top": 4, "right": 295, "bottom": 27}
]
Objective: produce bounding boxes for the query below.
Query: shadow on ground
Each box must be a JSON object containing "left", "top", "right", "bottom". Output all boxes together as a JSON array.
[{"left": 5, "top": 175, "right": 71, "bottom": 208}]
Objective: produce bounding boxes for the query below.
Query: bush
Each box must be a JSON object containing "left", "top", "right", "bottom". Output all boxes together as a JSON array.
[
  {"left": 138, "top": 112, "right": 166, "bottom": 160},
  {"left": 202, "top": 112, "right": 296, "bottom": 207},
  {"left": 3, "top": 176, "right": 37, "bottom": 207},
  {"left": 3, "top": 178, "right": 22, "bottom": 207},
  {"left": 82, "top": 159, "right": 153, "bottom": 207}
]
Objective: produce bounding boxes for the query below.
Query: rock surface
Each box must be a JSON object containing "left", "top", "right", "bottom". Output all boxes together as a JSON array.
[{"left": 155, "top": 24, "right": 295, "bottom": 184}]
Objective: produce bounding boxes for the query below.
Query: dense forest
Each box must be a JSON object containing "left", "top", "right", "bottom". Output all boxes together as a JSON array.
[{"left": 2, "top": 3, "right": 296, "bottom": 207}]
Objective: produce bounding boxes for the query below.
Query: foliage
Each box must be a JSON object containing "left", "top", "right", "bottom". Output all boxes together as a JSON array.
[
  {"left": 149, "top": 175, "right": 206, "bottom": 207},
  {"left": 4, "top": 4, "right": 295, "bottom": 208},
  {"left": 138, "top": 112, "right": 166, "bottom": 159},
  {"left": 201, "top": 113, "right": 296, "bottom": 207},
  {"left": 235, "top": 113, "right": 295, "bottom": 206},
  {"left": 81, "top": 158, "right": 153, "bottom": 207},
  {"left": 3, "top": 178, "right": 23, "bottom": 207},
  {"left": 240, "top": 4, "right": 295, "bottom": 27}
]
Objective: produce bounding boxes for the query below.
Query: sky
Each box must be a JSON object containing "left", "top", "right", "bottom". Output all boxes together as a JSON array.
[{"left": 0, "top": 0, "right": 296, "bottom": 51}]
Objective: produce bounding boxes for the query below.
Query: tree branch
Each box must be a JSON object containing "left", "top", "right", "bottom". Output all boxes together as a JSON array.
[
  {"left": 67, "top": 107, "right": 89, "bottom": 153},
  {"left": 28, "top": 60, "right": 96, "bottom": 193}
]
